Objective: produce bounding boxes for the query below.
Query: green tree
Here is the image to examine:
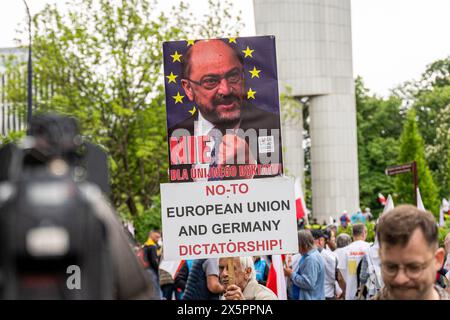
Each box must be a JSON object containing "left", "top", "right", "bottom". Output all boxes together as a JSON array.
[
  {"left": 4, "top": 0, "right": 244, "bottom": 235},
  {"left": 395, "top": 57, "right": 450, "bottom": 200},
  {"left": 395, "top": 108, "right": 440, "bottom": 216},
  {"left": 424, "top": 103, "right": 450, "bottom": 199},
  {"left": 413, "top": 87, "right": 450, "bottom": 200},
  {"left": 355, "top": 77, "right": 404, "bottom": 218}
]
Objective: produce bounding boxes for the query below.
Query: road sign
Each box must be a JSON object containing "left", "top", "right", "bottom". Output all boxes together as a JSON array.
[
  {"left": 385, "top": 163, "right": 413, "bottom": 176},
  {"left": 385, "top": 161, "right": 418, "bottom": 206}
]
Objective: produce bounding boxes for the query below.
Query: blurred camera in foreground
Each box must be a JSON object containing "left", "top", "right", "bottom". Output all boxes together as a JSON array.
[{"left": 0, "top": 114, "right": 159, "bottom": 299}]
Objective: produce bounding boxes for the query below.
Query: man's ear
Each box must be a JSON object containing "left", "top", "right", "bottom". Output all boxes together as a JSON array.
[
  {"left": 181, "top": 79, "right": 195, "bottom": 101},
  {"left": 245, "top": 267, "right": 252, "bottom": 280},
  {"left": 434, "top": 247, "right": 445, "bottom": 270}
]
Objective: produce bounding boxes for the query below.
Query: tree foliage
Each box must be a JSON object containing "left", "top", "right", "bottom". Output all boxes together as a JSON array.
[
  {"left": 355, "top": 77, "right": 405, "bottom": 218},
  {"left": 395, "top": 108, "right": 440, "bottom": 216},
  {"left": 4, "top": 0, "right": 244, "bottom": 237},
  {"left": 411, "top": 59, "right": 450, "bottom": 200},
  {"left": 394, "top": 57, "right": 450, "bottom": 200}
]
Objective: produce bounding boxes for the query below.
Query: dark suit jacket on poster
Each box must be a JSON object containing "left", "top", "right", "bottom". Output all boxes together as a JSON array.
[{"left": 167, "top": 105, "right": 283, "bottom": 182}]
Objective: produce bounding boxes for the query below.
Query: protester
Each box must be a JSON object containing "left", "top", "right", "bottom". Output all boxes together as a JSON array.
[
  {"left": 284, "top": 230, "right": 325, "bottom": 300},
  {"left": 183, "top": 258, "right": 224, "bottom": 300},
  {"left": 373, "top": 205, "right": 449, "bottom": 300},
  {"left": 363, "top": 207, "right": 373, "bottom": 221},
  {"left": 325, "top": 226, "right": 337, "bottom": 251},
  {"left": 174, "top": 259, "right": 194, "bottom": 300},
  {"left": 312, "top": 230, "right": 341, "bottom": 299},
  {"left": 335, "top": 233, "right": 352, "bottom": 262},
  {"left": 144, "top": 230, "right": 162, "bottom": 287},
  {"left": 297, "top": 217, "right": 306, "bottom": 230},
  {"left": 334, "top": 233, "right": 352, "bottom": 264},
  {"left": 351, "top": 209, "right": 366, "bottom": 224},
  {"left": 334, "top": 233, "right": 352, "bottom": 292},
  {"left": 253, "top": 256, "right": 270, "bottom": 286},
  {"left": 339, "top": 210, "right": 350, "bottom": 228},
  {"left": 159, "top": 268, "right": 175, "bottom": 300},
  {"left": 311, "top": 218, "right": 322, "bottom": 230},
  {"left": 336, "top": 233, "right": 352, "bottom": 249},
  {"left": 358, "top": 225, "right": 383, "bottom": 300},
  {"left": 338, "top": 224, "right": 370, "bottom": 300},
  {"left": 219, "top": 257, "right": 277, "bottom": 300},
  {"left": 285, "top": 252, "right": 302, "bottom": 300}
]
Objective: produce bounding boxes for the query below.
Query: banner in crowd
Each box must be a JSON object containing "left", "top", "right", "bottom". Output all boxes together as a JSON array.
[
  {"left": 162, "top": 35, "right": 283, "bottom": 182},
  {"left": 160, "top": 177, "right": 298, "bottom": 260}
]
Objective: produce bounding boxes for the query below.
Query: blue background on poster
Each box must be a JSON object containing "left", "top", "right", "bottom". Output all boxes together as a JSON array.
[{"left": 162, "top": 35, "right": 280, "bottom": 130}]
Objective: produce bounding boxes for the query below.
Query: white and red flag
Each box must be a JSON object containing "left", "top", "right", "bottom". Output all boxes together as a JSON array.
[
  {"left": 266, "top": 255, "right": 287, "bottom": 300},
  {"left": 294, "top": 177, "right": 308, "bottom": 222},
  {"left": 382, "top": 194, "right": 395, "bottom": 215},
  {"left": 159, "top": 259, "right": 184, "bottom": 279},
  {"left": 378, "top": 193, "right": 386, "bottom": 206}
]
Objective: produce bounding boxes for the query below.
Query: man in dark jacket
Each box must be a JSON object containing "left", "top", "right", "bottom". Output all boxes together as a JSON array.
[
  {"left": 144, "top": 230, "right": 161, "bottom": 291},
  {"left": 174, "top": 260, "right": 193, "bottom": 299},
  {"left": 183, "top": 259, "right": 224, "bottom": 300}
]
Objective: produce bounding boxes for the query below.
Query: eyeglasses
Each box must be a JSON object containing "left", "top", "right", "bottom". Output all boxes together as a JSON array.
[
  {"left": 381, "top": 258, "right": 434, "bottom": 279},
  {"left": 185, "top": 68, "right": 243, "bottom": 90}
]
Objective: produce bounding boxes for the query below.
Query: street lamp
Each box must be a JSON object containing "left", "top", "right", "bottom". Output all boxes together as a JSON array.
[{"left": 23, "top": 0, "right": 32, "bottom": 128}]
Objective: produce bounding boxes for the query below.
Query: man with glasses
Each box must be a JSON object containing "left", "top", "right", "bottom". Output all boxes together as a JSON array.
[
  {"left": 169, "top": 39, "right": 282, "bottom": 181},
  {"left": 373, "top": 205, "right": 450, "bottom": 300}
]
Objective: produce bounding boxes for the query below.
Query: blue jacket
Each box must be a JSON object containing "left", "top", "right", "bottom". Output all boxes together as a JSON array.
[
  {"left": 290, "top": 248, "right": 325, "bottom": 300},
  {"left": 254, "top": 258, "right": 268, "bottom": 285}
]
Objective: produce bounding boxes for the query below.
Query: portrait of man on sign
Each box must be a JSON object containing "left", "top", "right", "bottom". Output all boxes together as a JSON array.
[{"left": 163, "top": 36, "right": 283, "bottom": 182}]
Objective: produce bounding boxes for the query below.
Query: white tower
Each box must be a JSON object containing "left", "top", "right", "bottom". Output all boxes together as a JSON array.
[{"left": 254, "top": 0, "right": 360, "bottom": 222}]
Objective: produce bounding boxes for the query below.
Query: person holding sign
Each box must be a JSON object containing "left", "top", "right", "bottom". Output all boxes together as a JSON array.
[
  {"left": 219, "top": 257, "right": 277, "bottom": 300},
  {"left": 169, "top": 39, "right": 282, "bottom": 181}
]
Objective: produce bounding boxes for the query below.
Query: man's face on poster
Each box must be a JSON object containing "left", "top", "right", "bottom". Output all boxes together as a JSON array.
[{"left": 181, "top": 40, "right": 245, "bottom": 127}]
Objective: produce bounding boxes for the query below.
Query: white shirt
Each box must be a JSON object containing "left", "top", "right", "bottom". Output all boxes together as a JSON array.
[
  {"left": 320, "top": 248, "right": 338, "bottom": 298},
  {"left": 338, "top": 240, "right": 370, "bottom": 300},
  {"left": 364, "top": 241, "right": 384, "bottom": 298},
  {"left": 334, "top": 247, "right": 347, "bottom": 282}
]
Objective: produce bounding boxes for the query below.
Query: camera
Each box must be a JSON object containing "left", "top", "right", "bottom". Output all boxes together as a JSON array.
[{"left": 0, "top": 114, "right": 113, "bottom": 299}]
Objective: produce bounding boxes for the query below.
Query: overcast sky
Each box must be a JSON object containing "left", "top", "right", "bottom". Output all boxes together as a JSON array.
[{"left": 1, "top": 0, "right": 450, "bottom": 97}]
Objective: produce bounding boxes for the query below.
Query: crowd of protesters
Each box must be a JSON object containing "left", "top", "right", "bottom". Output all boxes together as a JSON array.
[{"left": 128, "top": 204, "right": 450, "bottom": 300}]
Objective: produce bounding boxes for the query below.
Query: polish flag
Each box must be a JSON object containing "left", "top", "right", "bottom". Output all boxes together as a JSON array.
[
  {"left": 377, "top": 195, "right": 394, "bottom": 224},
  {"left": 295, "top": 177, "right": 308, "bottom": 221},
  {"left": 378, "top": 193, "right": 387, "bottom": 206},
  {"left": 266, "top": 255, "right": 287, "bottom": 300},
  {"left": 159, "top": 259, "right": 184, "bottom": 279}
]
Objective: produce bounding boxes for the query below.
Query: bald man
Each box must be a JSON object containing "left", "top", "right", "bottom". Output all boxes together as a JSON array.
[{"left": 168, "top": 39, "right": 282, "bottom": 181}]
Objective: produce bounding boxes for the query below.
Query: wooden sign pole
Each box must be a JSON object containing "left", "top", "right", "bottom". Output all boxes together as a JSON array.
[
  {"left": 385, "top": 161, "right": 418, "bottom": 206},
  {"left": 227, "top": 257, "right": 235, "bottom": 286},
  {"left": 412, "top": 161, "right": 418, "bottom": 206}
]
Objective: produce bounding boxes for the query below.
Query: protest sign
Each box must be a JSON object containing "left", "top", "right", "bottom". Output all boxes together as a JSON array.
[
  {"left": 160, "top": 177, "right": 298, "bottom": 260},
  {"left": 162, "top": 35, "right": 283, "bottom": 182}
]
